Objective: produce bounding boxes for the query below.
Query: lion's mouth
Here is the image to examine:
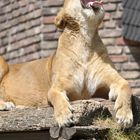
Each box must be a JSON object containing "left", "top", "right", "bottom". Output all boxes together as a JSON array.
[{"left": 80, "top": 0, "right": 103, "bottom": 13}]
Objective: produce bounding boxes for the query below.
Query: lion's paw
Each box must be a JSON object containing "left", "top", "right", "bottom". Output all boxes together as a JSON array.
[
  {"left": 54, "top": 103, "right": 74, "bottom": 127},
  {"left": 115, "top": 101, "right": 133, "bottom": 128},
  {"left": 0, "top": 102, "right": 15, "bottom": 111}
]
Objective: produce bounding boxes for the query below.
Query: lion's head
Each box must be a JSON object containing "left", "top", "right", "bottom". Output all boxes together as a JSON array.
[{"left": 55, "top": 0, "right": 104, "bottom": 31}]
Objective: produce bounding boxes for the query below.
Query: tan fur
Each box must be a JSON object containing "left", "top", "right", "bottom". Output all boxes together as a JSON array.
[{"left": 0, "top": 0, "right": 133, "bottom": 127}]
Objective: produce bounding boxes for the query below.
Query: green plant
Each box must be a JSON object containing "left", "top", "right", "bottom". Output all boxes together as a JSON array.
[{"left": 107, "top": 129, "right": 140, "bottom": 140}]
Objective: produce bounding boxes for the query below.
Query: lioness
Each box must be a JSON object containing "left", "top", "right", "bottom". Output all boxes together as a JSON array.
[{"left": 0, "top": 0, "right": 133, "bottom": 128}]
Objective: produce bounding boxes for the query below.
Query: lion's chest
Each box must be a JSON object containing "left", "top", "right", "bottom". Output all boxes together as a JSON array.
[{"left": 71, "top": 62, "right": 97, "bottom": 98}]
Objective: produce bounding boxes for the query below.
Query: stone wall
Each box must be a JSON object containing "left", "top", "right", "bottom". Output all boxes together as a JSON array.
[
  {"left": 0, "top": 0, "right": 140, "bottom": 95},
  {"left": 0, "top": 0, "right": 62, "bottom": 63}
]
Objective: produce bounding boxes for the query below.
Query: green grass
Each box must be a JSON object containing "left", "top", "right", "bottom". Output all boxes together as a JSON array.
[
  {"left": 94, "top": 117, "right": 140, "bottom": 140},
  {"left": 107, "top": 129, "right": 140, "bottom": 140}
]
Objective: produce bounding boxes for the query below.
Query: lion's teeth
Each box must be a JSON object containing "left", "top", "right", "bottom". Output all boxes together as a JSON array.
[{"left": 86, "top": 2, "right": 94, "bottom": 8}]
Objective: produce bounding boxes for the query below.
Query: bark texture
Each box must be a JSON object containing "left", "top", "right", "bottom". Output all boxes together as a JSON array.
[{"left": 0, "top": 97, "right": 139, "bottom": 139}]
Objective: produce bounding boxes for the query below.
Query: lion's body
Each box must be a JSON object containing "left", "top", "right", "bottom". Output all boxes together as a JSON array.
[
  {"left": 0, "top": 33, "right": 112, "bottom": 105},
  {"left": 0, "top": 58, "right": 51, "bottom": 106},
  {"left": 0, "top": 0, "right": 133, "bottom": 128}
]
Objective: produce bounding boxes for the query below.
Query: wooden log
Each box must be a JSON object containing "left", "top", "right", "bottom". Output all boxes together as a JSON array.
[{"left": 0, "top": 96, "right": 139, "bottom": 139}]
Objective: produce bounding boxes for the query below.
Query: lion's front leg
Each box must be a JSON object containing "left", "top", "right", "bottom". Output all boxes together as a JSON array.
[
  {"left": 105, "top": 69, "right": 133, "bottom": 128},
  {"left": 89, "top": 64, "right": 133, "bottom": 128},
  {"left": 48, "top": 85, "right": 73, "bottom": 127},
  {"left": 110, "top": 80, "right": 133, "bottom": 128}
]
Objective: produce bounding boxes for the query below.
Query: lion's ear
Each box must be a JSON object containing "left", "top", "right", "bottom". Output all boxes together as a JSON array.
[{"left": 54, "top": 9, "right": 66, "bottom": 29}]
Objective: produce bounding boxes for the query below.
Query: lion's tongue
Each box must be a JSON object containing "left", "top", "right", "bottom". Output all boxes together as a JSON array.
[{"left": 86, "top": 1, "right": 103, "bottom": 8}]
